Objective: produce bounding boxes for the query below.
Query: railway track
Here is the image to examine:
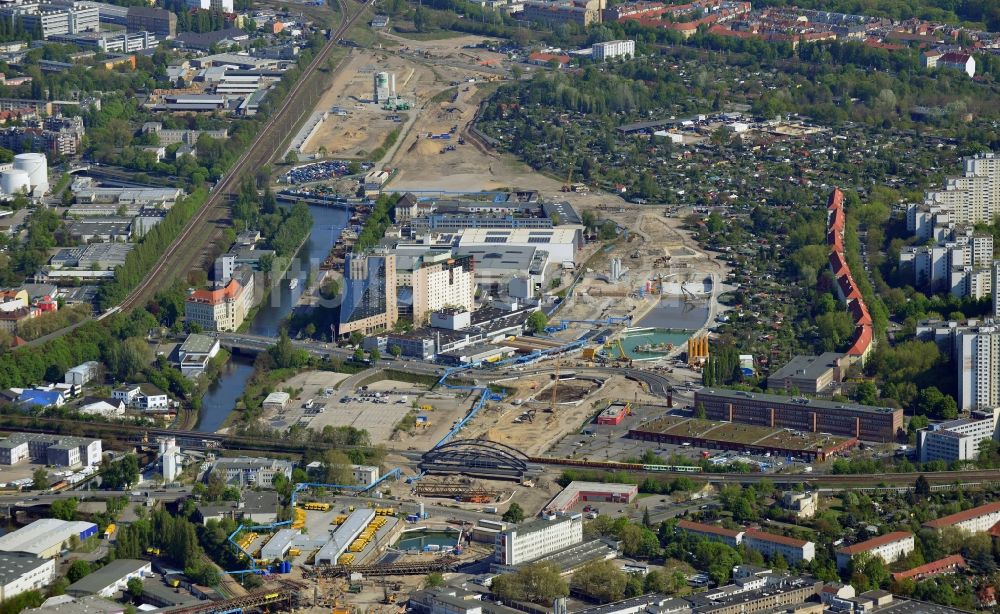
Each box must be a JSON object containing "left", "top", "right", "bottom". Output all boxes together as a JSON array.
[
  {"left": 6, "top": 415, "right": 997, "bottom": 489},
  {"left": 309, "top": 556, "right": 460, "bottom": 577},
  {"left": 119, "top": 0, "right": 368, "bottom": 312}
]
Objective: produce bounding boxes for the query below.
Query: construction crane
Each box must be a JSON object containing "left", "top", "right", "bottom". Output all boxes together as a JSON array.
[
  {"left": 561, "top": 156, "right": 575, "bottom": 192},
  {"left": 546, "top": 362, "right": 559, "bottom": 413}
]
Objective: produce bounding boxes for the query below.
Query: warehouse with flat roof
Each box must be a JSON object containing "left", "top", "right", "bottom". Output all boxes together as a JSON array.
[
  {"left": 694, "top": 388, "right": 903, "bottom": 442},
  {"left": 315, "top": 509, "right": 375, "bottom": 565},
  {"left": 544, "top": 481, "right": 638, "bottom": 514},
  {"left": 260, "top": 529, "right": 299, "bottom": 562},
  {"left": 0, "top": 519, "right": 98, "bottom": 558},
  {"left": 66, "top": 559, "right": 150, "bottom": 597},
  {"left": 0, "top": 552, "right": 55, "bottom": 601}
]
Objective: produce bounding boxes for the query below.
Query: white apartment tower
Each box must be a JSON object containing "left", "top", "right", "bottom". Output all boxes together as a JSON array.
[
  {"left": 924, "top": 153, "right": 1000, "bottom": 225},
  {"left": 993, "top": 260, "right": 1000, "bottom": 318},
  {"left": 410, "top": 253, "right": 475, "bottom": 325},
  {"left": 957, "top": 325, "right": 1000, "bottom": 411}
]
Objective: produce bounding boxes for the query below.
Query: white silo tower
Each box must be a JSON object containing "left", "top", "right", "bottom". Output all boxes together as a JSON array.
[
  {"left": 374, "top": 72, "right": 391, "bottom": 102},
  {"left": 13, "top": 153, "right": 48, "bottom": 194},
  {"left": 0, "top": 169, "right": 30, "bottom": 196}
]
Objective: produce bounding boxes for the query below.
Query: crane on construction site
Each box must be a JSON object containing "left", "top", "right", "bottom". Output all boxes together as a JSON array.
[
  {"left": 561, "top": 157, "right": 575, "bottom": 192},
  {"left": 546, "top": 362, "right": 559, "bottom": 413}
]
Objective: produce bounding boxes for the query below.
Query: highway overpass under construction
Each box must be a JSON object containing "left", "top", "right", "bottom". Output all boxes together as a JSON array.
[{"left": 418, "top": 439, "right": 544, "bottom": 482}]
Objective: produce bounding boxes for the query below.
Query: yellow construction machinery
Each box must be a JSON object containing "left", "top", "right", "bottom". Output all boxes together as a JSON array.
[{"left": 617, "top": 338, "right": 632, "bottom": 364}]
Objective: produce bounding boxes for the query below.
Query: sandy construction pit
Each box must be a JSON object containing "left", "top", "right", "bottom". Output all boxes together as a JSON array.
[
  {"left": 457, "top": 371, "right": 657, "bottom": 457},
  {"left": 302, "top": 51, "right": 427, "bottom": 158}
]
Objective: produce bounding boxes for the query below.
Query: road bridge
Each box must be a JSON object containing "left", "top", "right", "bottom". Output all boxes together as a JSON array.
[{"left": 274, "top": 192, "right": 356, "bottom": 209}]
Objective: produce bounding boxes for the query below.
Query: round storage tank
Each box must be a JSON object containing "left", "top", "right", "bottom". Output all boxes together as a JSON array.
[
  {"left": 13, "top": 153, "right": 47, "bottom": 194},
  {"left": 0, "top": 169, "right": 30, "bottom": 196}
]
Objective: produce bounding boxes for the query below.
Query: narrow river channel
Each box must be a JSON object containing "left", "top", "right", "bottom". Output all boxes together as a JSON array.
[{"left": 194, "top": 205, "right": 351, "bottom": 432}]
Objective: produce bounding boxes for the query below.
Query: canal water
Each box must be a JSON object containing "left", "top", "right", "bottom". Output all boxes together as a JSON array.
[
  {"left": 194, "top": 205, "right": 351, "bottom": 432},
  {"left": 606, "top": 296, "right": 712, "bottom": 361},
  {"left": 394, "top": 528, "right": 461, "bottom": 551}
]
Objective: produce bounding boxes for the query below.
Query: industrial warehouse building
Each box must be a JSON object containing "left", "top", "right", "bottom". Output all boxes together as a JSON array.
[
  {"left": 66, "top": 559, "right": 151, "bottom": 598},
  {"left": 0, "top": 519, "right": 98, "bottom": 558},
  {"left": 455, "top": 226, "right": 583, "bottom": 266},
  {"left": 694, "top": 388, "right": 903, "bottom": 442},
  {"left": 544, "top": 481, "right": 638, "bottom": 514},
  {"left": 495, "top": 514, "right": 583, "bottom": 566},
  {"left": 260, "top": 529, "right": 300, "bottom": 561},
  {"left": 0, "top": 553, "right": 55, "bottom": 601},
  {"left": 315, "top": 509, "right": 376, "bottom": 565},
  {"left": 351, "top": 464, "right": 379, "bottom": 486}
]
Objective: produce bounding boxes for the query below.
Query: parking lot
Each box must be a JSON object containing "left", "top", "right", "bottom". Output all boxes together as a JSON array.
[
  {"left": 318, "top": 399, "right": 413, "bottom": 444},
  {"left": 546, "top": 401, "right": 678, "bottom": 461},
  {"left": 266, "top": 370, "right": 478, "bottom": 448},
  {"left": 279, "top": 159, "right": 373, "bottom": 184},
  {"left": 0, "top": 461, "right": 84, "bottom": 490}
]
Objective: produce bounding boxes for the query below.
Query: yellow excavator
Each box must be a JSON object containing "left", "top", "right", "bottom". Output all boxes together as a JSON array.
[{"left": 617, "top": 339, "right": 632, "bottom": 365}]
